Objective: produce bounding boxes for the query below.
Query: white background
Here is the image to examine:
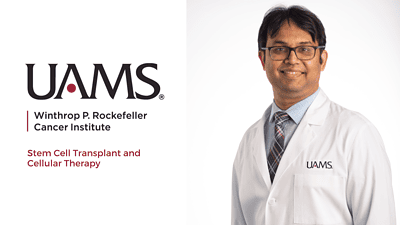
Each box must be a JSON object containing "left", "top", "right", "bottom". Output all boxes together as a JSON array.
[
  {"left": 0, "top": 1, "right": 186, "bottom": 224},
  {"left": 188, "top": 0, "right": 400, "bottom": 224}
]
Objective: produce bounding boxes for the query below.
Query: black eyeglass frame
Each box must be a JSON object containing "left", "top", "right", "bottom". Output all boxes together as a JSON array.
[{"left": 261, "top": 46, "right": 325, "bottom": 61}]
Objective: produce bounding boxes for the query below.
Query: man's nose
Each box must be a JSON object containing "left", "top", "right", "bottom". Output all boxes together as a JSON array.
[{"left": 285, "top": 49, "right": 300, "bottom": 64}]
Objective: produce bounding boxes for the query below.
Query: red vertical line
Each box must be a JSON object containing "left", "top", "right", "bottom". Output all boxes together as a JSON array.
[{"left": 27, "top": 111, "right": 29, "bottom": 132}]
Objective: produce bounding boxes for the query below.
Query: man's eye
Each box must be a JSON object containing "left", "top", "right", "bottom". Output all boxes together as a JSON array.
[
  {"left": 272, "top": 47, "right": 288, "bottom": 53},
  {"left": 299, "top": 47, "right": 311, "bottom": 52}
]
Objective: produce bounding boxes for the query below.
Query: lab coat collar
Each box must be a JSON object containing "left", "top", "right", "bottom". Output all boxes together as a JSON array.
[
  {"left": 252, "top": 89, "right": 330, "bottom": 191},
  {"left": 303, "top": 89, "right": 330, "bottom": 126}
]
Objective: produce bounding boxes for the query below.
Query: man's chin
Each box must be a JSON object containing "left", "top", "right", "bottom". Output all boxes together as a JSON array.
[
  {"left": 276, "top": 85, "right": 313, "bottom": 98},
  {"left": 279, "top": 85, "right": 304, "bottom": 94}
]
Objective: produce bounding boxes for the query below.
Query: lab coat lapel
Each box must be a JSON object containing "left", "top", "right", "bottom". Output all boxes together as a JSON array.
[
  {"left": 252, "top": 106, "right": 272, "bottom": 191},
  {"left": 271, "top": 89, "right": 330, "bottom": 187}
]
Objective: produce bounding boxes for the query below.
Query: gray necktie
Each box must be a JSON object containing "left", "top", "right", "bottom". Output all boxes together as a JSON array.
[{"left": 267, "top": 111, "right": 290, "bottom": 183}]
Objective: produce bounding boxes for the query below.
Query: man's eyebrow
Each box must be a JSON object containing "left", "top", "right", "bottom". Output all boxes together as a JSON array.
[
  {"left": 298, "top": 41, "right": 313, "bottom": 45},
  {"left": 272, "top": 40, "right": 287, "bottom": 45},
  {"left": 271, "top": 41, "right": 314, "bottom": 45}
]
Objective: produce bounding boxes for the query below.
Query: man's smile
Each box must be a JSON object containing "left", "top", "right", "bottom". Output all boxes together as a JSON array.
[{"left": 279, "top": 69, "right": 306, "bottom": 77}]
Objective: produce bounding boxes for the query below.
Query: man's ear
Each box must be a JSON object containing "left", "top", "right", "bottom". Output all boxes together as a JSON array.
[
  {"left": 320, "top": 50, "right": 328, "bottom": 71},
  {"left": 258, "top": 51, "right": 265, "bottom": 70}
]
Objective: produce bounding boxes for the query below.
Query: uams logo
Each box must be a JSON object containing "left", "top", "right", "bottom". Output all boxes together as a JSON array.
[
  {"left": 27, "top": 63, "right": 160, "bottom": 100},
  {"left": 306, "top": 161, "right": 332, "bottom": 169}
]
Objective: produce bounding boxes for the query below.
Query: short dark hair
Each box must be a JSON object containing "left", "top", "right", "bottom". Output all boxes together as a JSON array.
[{"left": 257, "top": 5, "right": 326, "bottom": 52}]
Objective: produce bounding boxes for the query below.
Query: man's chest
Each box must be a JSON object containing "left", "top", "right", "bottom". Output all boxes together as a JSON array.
[{"left": 238, "top": 131, "right": 352, "bottom": 224}]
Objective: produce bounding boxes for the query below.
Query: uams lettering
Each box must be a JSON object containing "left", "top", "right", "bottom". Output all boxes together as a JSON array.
[
  {"left": 27, "top": 63, "right": 160, "bottom": 100},
  {"left": 306, "top": 161, "right": 333, "bottom": 169}
]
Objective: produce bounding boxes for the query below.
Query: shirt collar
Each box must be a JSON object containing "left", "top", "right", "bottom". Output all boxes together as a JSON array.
[{"left": 269, "top": 88, "right": 320, "bottom": 124}]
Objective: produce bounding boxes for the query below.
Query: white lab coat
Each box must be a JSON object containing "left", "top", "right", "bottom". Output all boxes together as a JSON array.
[{"left": 232, "top": 89, "right": 396, "bottom": 225}]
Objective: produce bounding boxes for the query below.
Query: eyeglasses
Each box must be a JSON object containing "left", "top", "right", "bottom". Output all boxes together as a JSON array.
[{"left": 261, "top": 46, "right": 325, "bottom": 60}]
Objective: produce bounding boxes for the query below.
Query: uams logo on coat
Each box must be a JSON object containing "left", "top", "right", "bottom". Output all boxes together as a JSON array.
[
  {"left": 27, "top": 63, "right": 160, "bottom": 100},
  {"left": 307, "top": 161, "right": 332, "bottom": 169}
]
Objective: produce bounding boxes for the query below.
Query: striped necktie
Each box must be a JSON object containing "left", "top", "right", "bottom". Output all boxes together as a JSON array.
[{"left": 267, "top": 111, "right": 290, "bottom": 183}]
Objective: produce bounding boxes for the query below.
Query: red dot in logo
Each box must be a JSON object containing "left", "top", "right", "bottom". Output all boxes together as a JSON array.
[{"left": 67, "top": 84, "right": 76, "bottom": 93}]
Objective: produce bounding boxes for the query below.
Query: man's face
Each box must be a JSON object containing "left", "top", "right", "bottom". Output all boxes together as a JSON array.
[{"left": 259, "top": 20, "right": 328, "bottom": 101}]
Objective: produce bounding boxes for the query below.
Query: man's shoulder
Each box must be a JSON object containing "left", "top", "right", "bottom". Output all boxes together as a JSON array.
[
  {"left": 321, "top": 99, "right": 384, "bottom": 152},
  {"left": 327, "top": 100, "right": 374, "bottom": 129},
  {"left": 310, "top": 89, "right": 373, "bottom": 129}
]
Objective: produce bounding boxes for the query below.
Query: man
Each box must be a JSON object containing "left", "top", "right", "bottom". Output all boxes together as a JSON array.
[{"left": 231, "top": 5, "right": 396, "bottom": 225}]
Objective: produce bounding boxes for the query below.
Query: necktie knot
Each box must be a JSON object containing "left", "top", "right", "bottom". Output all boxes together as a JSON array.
[{"left": 274, "top": 111, "right": 290, "bottom": 125}]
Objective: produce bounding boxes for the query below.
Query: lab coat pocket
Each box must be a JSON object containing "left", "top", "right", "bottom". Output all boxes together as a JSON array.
[{"left": 294, "top": 174, "right": 346, "bottom": 224}]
